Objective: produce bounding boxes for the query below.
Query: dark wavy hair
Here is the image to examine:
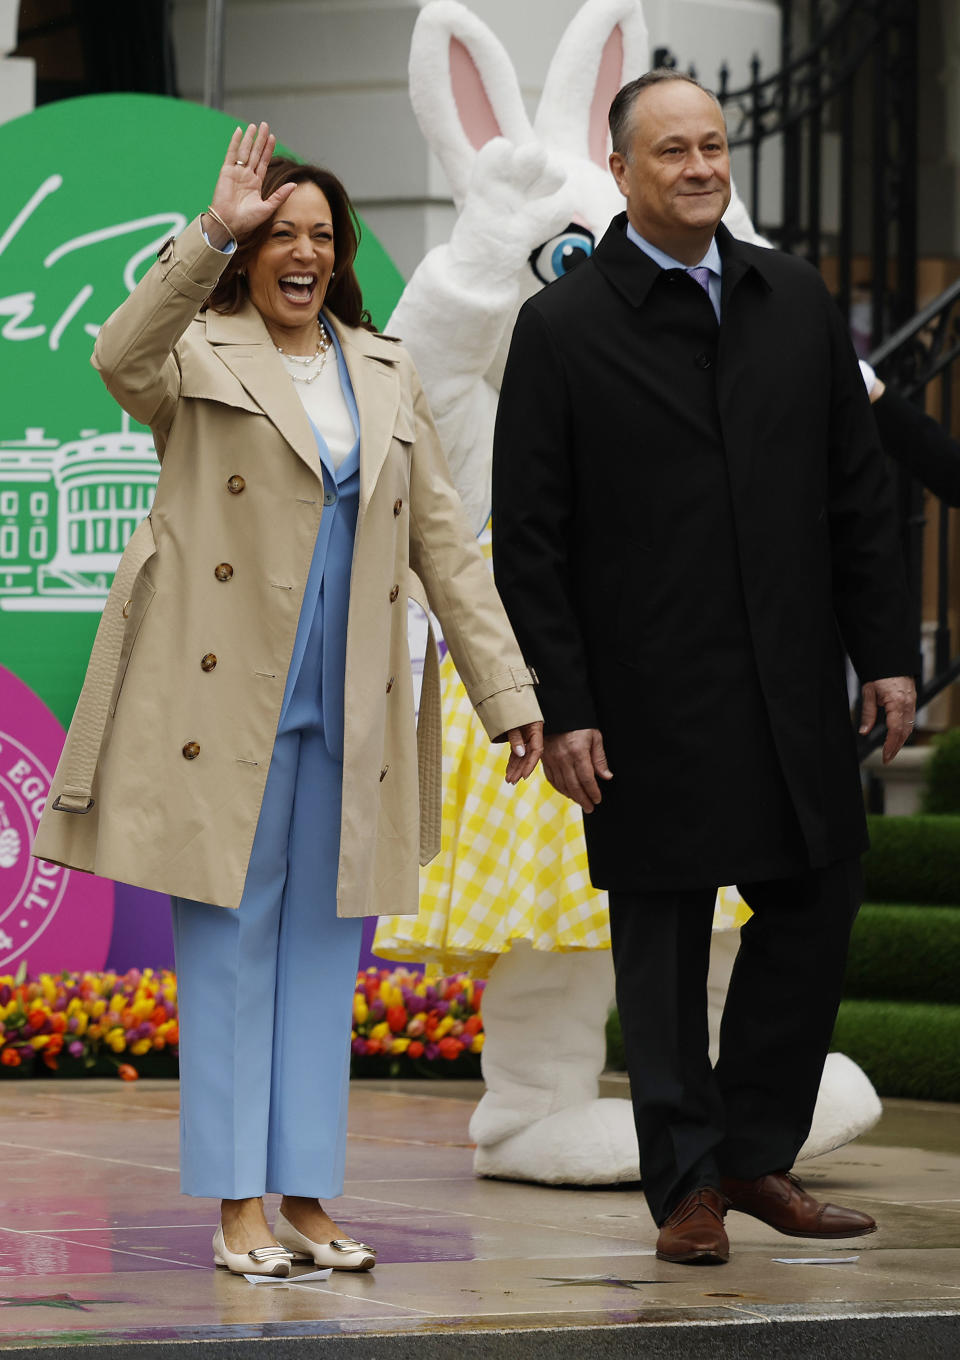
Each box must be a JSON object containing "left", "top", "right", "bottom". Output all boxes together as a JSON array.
[{"left": 204, "top": 158, "right": 375, "bottom": 331}]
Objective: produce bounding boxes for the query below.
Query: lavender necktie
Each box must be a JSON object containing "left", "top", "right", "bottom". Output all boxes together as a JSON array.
[{"left": 687, "top": 265, "right": 712, "bottom": 294}]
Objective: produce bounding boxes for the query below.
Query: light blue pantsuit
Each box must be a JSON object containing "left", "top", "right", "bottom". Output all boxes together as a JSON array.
[{"left": 172, "top": 325, "right": 364, "bottom": 1199}]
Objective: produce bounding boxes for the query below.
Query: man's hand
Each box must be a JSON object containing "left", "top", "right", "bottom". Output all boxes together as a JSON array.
[
  {"left": 504, "top": 722, "right": 544, "bottom": 784},
  {"left": 541, "top": 729, "right": 613, "bottom": 812},
  {"left": 859, "top": 675, "right": 917, "bottom": 764}
]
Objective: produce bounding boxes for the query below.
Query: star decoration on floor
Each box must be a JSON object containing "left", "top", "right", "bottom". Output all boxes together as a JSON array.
[
  {"left": 537, "top": 1275, "right": 671, "bottom": 1291},
  {"left": 0, "top": 1292, "right": 117, "bottom": 1311}
]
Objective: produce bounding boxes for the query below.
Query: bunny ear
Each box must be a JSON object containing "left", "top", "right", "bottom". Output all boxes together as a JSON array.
[
  {"left": 408, "top": 0, "right": 533, "bottom": 206},
  {"left": 535, "top": 0, "right": 650, "bottom": 169}
]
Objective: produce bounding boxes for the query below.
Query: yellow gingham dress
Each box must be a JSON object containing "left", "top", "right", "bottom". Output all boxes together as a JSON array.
[{"left": 372, "top": 528, "right": 750, "bottom": 978}]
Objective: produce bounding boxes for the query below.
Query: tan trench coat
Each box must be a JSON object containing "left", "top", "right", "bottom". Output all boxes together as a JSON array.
[{"left": 33, "top": 218, "right": 540, "bottom": 917}]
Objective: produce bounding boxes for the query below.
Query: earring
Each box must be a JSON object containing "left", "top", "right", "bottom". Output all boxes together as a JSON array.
[{"left": 330, "top": 269, "right": 336, "bottom": 278}]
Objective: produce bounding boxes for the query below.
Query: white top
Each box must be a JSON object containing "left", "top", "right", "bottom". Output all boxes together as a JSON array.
[{"left": 280, "top": 342, "right": 355, "bottom": 471}]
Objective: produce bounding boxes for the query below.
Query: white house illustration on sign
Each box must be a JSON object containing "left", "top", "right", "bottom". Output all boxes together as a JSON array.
[{"left": 0, "top": 414, "right": 157, "bottom": 611}]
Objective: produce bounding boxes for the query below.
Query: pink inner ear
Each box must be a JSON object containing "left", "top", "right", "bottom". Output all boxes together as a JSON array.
[
  {"left": 450, "top": 37, "right": 502, "bottom": 151},
  {"left": 588, "top": 26, "right": 624, "bottom": 169}
]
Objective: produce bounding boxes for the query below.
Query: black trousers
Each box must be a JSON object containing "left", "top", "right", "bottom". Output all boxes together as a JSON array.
[{"left": 608, "top": 858, "right": 862, "bottom": 1226}]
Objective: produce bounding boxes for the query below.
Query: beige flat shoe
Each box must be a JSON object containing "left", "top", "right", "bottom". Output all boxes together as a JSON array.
[
  {"left": 274, "top": 1208, "right": 377, "bottom": 1271},
  {"left": 212, "top": 1224, "right": 293, "bottom": 1277}
]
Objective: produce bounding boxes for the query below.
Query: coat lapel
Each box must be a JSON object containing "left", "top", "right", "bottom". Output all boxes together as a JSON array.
[
  {"left": 204, "top": 303, "right": 322, "bottom": 481},
  {"left": 716, "top": 223, "right": 774, "bottom": 313},
  {"left": 327, "top": 316, "right": 404, "bottom": 513}
]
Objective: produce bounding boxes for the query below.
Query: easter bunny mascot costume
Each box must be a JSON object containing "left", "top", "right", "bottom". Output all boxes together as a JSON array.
[{"left": 374, "top": 0, "right": 881, "bottom": 1184}]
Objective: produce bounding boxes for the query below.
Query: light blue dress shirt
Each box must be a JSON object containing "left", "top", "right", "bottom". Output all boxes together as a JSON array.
[{"left": 625, "top": 221, "right": 722, "bottom": 322}]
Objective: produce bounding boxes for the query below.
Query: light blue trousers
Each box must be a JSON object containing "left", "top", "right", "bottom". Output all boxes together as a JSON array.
[{"left": 171, "top": 726, "right": 362, "bottom": 1199}]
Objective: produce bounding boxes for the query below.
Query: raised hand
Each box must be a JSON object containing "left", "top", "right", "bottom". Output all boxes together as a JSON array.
[{"left": 206, "top": 122, "right": 296, "bottom": 241}]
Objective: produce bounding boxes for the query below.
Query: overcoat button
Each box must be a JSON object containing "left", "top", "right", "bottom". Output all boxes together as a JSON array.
[
  {"left": 393, "top": 498, "right": 403, "bottom": 516},
  {"left": 695, "top": 352, "right": 713, "bottom": 369},
  {"left": 182, "top": 741, "right": 200, "bottom": 759},
  {"left": 226, "top": 475, "right": 245, "bottom": 494},
  {"left": 386, "top": 675, "right": 395, "bottom": 693},
  {"left": 389, "top": 584, "right": 400, "bottom": 603},
  {"left": 380, "top": 765, "right": 389, "bottom": 781},
  {"left": 214, "top": 562, "right": 234, "bottom": 581},
  {"left": 201, "top": 653, "right": 218, "bottom": 672}
]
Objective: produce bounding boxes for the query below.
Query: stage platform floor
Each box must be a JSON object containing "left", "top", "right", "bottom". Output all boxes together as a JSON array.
[{"left": 0, "top": 1076, "right": 957, "bottom": 1358}]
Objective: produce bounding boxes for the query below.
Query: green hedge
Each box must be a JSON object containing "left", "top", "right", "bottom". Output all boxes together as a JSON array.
[
  {"left": 831, "top": 1000, "right": 960, "bottom": 1102},
  {"left": 863, "top": 815, "right": 960, "bottom": 904},
  {"left": 845, "top": 904, "right": 960, "bottom": 1004},
  {"left": 922, "top": 730, "right": 960, "bottom": 814}
]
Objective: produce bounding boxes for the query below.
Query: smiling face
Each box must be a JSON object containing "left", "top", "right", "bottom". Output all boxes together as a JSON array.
[
  {"left": 609, "top": 80, "right": 731, "bottom": 264},
  {"left": 245, "top": 180, "right": 336, "bottom": 350}
]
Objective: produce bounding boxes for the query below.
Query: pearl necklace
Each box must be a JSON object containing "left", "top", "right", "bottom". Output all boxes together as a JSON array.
[{"left": 275, "top": 320, "right": 331, "bottom": 385}]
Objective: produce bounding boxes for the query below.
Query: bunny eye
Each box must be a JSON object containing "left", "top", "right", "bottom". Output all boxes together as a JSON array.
[{"left": 529, "top": 225, "right": 595, "bottom": 285}]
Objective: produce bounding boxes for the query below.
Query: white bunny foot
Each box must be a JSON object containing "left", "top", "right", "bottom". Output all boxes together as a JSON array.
[
  {"left": 796, "top": 1052, "right": 882, "bottom": 1161},
  {"left": 474, "top": 1097, "right": 640, "bottom": 1185}
]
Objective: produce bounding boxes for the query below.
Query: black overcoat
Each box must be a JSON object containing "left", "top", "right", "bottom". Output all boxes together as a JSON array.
[{"left": 492, "top": 214, "right": 915, "bottom": 891}]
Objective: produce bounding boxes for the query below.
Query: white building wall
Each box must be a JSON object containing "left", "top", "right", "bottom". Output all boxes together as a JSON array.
[{"left": 0, "top": 0, "right": 34, "bottom": 123}]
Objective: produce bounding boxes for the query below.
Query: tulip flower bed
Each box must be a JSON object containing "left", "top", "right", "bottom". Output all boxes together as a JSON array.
[
  {"left": 351, "top": 968, "right": 485, "bottom": 1077},
  {"left": 0, "top": 968, "right": 179, "bottom": 1079},
  {"left": 0, "top": 966, "right": 485, "bottom": 1080}
]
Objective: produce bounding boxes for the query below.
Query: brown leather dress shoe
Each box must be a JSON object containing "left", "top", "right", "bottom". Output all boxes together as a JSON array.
[
  {"left": 721, "top": 1171, "right": 877, "bottom": 1239},
  {"left": 655, "top": 1187, "right": 729, "bottom": 1265}
]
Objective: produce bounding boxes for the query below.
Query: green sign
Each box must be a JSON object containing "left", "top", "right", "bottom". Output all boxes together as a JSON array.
[{"left": 0, "top": 93, "right": 404, "bottom": 728}]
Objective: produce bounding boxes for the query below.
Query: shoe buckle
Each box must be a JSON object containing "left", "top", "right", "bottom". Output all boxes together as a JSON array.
[
  {"left": 330, "top": 1238, "right": 375, "bottom": 1255},
  {"left": 248, "top": 1246, "right": 294, "bottom": 1263}
]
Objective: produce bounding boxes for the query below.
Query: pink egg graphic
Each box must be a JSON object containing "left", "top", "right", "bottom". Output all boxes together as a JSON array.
[{"left": 0, "top": 665, "right": 113, "bottom": 974}]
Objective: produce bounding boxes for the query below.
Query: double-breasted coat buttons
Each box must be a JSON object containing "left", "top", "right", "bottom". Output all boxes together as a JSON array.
[
  {"left": 389, "top": 584, "right": 400, "bottom": 603},
  {"left": 226, "top": 474, "right": 245, "bottom": 494},
  {"left": 182, "top": 741, "right": 200, "bottom": 760},
  {"left": 695, "top": 352, "right": 713, "bottom": 370},
  {"left": 214, "top": 563, "right": 233, "bottom": 582},
  {"left": 393, "top": 498, "right": 403, "bottom": 516},
  {"left": 200, "top": 653, "right": 217, "bottom": 672}
]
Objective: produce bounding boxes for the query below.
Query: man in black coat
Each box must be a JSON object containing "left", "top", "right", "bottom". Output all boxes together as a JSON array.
[{"left": 491, "top": 70, "right": 916, "bottom": 1266}]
